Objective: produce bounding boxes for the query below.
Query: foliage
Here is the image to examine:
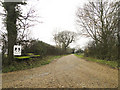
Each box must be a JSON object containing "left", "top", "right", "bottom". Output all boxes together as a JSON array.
[
  {"left": 76, "top": 0, "right": 119, "bottom": 62},
  {"left": 2, "top": 1, "right": 26, "bottom": 64},
  {"left": 75, "top": 49, "right": 84, "bottom": 54},
  {"left": 75, "top": 54, "right": 118, "bottom": 68},
  {"left": 1, "top": 1, "right": 38, "bottom": 65},
  {"left": 22, "top": 39, "right": 65, "bottom": 56},
  {"left": 75, "top": 54, "right": 84, "bottom": 58},
  {"left": 84, "top": 40, "right": 118, "bottom": 61},
  {"left": 2, "top": 55, "right": 63, "bottom": 73},
  {"left": 27, "top": 53, "right": 34, "bottom": 56}
]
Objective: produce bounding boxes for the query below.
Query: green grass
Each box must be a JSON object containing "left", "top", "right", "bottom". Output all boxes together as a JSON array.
[
  {"left": 34, "top": 55, "right": 40, "bottom": 57},
  {"left": 27, "top": 53, "right": 40, "bottom": 57},
  {"left": 27, "top": 53, "right": 34, "bottom": 56},
  {"left": 75, "top": 54, "right": 84, "bottom": 58},
  {"left": 2, "top": 55, "right": 63, "bottom": 73},
  {"left": 75, "top": 54, "right": 118, "bottom": 68}
]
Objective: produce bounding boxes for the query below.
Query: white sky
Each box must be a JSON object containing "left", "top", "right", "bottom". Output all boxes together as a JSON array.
[
  {"left": 0, "top": 0, "right": 91, "bottom": 50},
  {"left": 27, "top": 0, "right": 90, "bottom": 49}
]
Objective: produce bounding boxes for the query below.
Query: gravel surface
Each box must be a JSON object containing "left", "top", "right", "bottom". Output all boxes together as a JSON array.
[{"left": 2, "top": 54, "right": 118, "bottom": 88}]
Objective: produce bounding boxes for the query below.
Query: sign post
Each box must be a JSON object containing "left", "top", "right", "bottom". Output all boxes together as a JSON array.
[{"left": 13, "top": 45, "right": 21, "bottom": 56}]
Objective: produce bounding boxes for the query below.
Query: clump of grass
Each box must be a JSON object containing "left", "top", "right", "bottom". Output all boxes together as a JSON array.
[
  {"left": 27, "top": 53, "right": 34, "bottom": 56},
  {"left": 75, "top": 54, "right": 118, "bottom": 68},
  {"left": 34, "top": 55, "right": 40, "bottom": 57},
  {"left": 75, "top": 54, "right": 84, "bottom": 58}
]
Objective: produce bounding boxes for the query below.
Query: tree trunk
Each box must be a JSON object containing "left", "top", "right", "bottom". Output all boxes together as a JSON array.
[
  {"left": 118, "top": 2, "right": 120, "bottom": 67},
  {"left": 6, "top": 4, "right": 17, "bottom": 64}
]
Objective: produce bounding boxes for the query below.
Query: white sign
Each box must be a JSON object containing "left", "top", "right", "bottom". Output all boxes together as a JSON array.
[{"left": 13, "top": 45, "right": 21, "bottom": 56}]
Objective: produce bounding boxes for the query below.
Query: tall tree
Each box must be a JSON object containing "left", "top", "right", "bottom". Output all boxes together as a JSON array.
[
  {"left": 76, "top": 0, "right": 118, "bottom": 59},
  {"left": 2, "top": 1, "right": 26, "bottom": 64},
  {"left": 53, "top": 31, "right": 77, "bottom": 51},
  {"left": 117, "top": 1, "right": 120, "bottom": 67}
]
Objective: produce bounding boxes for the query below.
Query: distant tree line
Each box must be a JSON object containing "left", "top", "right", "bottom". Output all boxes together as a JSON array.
[
  {"left": 76, "top": 0, "right": 119, "bottom": 61},
  {"left": 22, "top": 39, "right": 65, "bottom": 57}
]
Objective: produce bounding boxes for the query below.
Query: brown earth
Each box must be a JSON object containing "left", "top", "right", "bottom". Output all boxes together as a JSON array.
[{"left": 2, "top": 54, "right": 118, "bottom": 88}]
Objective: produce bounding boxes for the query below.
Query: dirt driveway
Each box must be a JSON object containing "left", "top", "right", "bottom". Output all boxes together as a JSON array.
[{"left": 2, "top": 54, "right": 118, "bottom": 88}]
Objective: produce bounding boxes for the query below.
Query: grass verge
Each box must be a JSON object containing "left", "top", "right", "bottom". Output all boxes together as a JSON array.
[
  {"left": 75, "top": 54, "right": 118, "bottom": 68},
  {"left": 2, "top": 55, "right": 63, "bottom": 73}
]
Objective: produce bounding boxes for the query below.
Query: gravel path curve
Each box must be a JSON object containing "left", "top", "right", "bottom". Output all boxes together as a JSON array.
[{"left": 2, "top": 54, "right": 118, "bottom": 88}]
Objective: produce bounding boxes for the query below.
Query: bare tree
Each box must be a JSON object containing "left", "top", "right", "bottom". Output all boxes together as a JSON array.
[
  {"left": 2, "top": 1, "right": 27, "bottom": 63},
  {"left": 76, "top": 0, "right": 118, "bottom": 59},
  {"left": 0, "top": 6, "right": 36, "bottom": 56},
  {"left": 53, "top": 31, "right": 77, "bottom": 51},
  {"left": 117, "top": 1, "right": 120, "bottom": 66},
  {"left": 76, "top": 0, "right": 118, "bottom": 44},
  {"left": 0, "top": 0, "right": 41, "bottom": 64},
  {"left": 17, "top": 6, "right": 42, "bottom": 45}
]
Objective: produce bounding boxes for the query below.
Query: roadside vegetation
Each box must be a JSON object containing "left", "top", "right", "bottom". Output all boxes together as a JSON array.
[
  {"left": 0, "top": 0, "right": 119, "bottom": 73},
  {"left": 76, "top": 1, "right": 120, "bottom": 66},
  {"left": 75, "top": 54, "right": 118, "bottom": 69},
  {"left": 0, "top": 0, "right": 76, "bottom": 73},
  {"left": 2, "top": 39, "right": 72, "bottom": 73},
  {"left": 2, "top": 55, "right": 63, "bottom": 73}
]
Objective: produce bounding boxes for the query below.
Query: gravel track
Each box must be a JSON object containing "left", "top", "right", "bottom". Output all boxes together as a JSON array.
[{"left": 2, "top": 54, "right": 118, "bottom": 88}]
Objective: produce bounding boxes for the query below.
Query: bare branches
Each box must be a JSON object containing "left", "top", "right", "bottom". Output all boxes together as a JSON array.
[
  {"left": 76, "top": 0, "right": 118, "bottom": 44},
  {"left": 77, "top": 0, "right": 119, "bottom": 60},
  {"left": 53, "top": 31, "right": 77, "bottom": 50},
  {"left": 16, "top": 6, "right": 41, "bottom": 43}
]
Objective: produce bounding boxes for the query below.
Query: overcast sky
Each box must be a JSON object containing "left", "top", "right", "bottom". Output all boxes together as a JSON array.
[
  {"left": 0, "top": 0, "right": 91, "bottom": 49},
  {"left": 27, "top": 0, "right": 91, "bottom": 49}
]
